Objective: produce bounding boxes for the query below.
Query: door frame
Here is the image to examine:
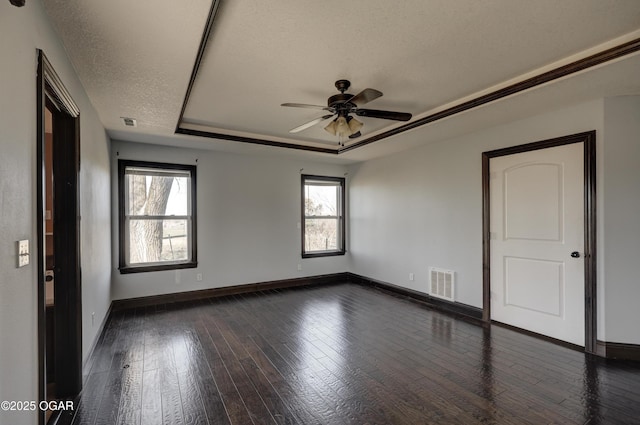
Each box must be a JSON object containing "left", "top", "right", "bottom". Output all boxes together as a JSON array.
[
  {"left": 482, "top": 131, "right": 597, "bottom": 353},
  {"left": 36, "top": 50, "right": 82, "bottom": 424}
]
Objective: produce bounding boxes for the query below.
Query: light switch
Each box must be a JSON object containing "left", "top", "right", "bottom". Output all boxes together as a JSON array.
[{"left": 17, "top": 239, "right": 29, "bottom": 267}]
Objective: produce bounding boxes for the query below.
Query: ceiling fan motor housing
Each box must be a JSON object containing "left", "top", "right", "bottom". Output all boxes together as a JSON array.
[
  {"left": 327, "top": 93, "right": 353, "bottom": 108},
  {"left": 329, "top": 79, "right": 356, "bottom": 115}
]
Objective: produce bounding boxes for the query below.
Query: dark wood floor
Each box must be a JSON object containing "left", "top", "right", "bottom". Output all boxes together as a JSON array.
[{"left": 69, "top": 282, "right": 640, "bottom": 425}]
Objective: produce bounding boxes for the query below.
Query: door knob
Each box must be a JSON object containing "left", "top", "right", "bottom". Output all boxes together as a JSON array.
[{"left": 571, "top": 251, "right": 581, "bottom": 258}]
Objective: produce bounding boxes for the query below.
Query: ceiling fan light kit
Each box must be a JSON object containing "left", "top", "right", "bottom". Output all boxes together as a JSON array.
[
  {"left": 282, "top": 79, "right": 412, "bottom": 145},
  {"left": 323, "top": 115, "right": 363, "bottom": 145},
  {"left": 347, "top": 116, "right": 363, "bottom": 134},
  {"left": 323, "top": 118, "right": 339, "bottom": 136}
]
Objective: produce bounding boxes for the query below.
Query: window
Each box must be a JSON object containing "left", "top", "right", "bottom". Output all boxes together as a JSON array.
[
  {"left": 301, "top": 175, "right": 345, "bottom": 258},
  {"left": 118, "top": 160, "right": 197, "bottom": 273}
]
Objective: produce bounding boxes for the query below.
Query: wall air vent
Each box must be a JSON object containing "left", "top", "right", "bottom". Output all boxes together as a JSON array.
[
  {"left": 429, "top": 267, "right": 455, "bottom": 301},
  {"left": 121, "top": 117, "right": 137, "bottom": 127}
]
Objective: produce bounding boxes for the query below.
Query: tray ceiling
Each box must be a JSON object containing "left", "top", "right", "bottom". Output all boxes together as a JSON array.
[{"left": 44, "top": 0, "right": 640, "bottom": 158}]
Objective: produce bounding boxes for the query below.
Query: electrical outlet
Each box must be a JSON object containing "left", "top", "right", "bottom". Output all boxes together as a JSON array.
[
  {"left": 91, "top": 312, "right": 95, "bottom": 327},
  {"left": 409, "top": 273, "right": 415, "bottom": 281},
  {"left": 297, "top": 264, "right": 302, "bottom": 271},
  {"left": 196, "top": 273, "right": 203, "bottom": 281}
]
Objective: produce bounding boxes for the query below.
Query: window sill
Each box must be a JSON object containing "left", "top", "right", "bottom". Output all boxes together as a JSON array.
[
  {"left": 119, "top": 261, "right": 198, "bottom": 274},
  {"left": 302, "top": 250, "right": 346, "bottom": 259}
]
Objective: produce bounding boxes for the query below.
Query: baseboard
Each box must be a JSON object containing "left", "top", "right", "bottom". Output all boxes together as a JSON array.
[
  {"left": 346, "top": 272, "right": 483, "bottom": 321},
  {"left": 103, "top": 273, "right": 640, "bottom": 362},
  {"left": 111, "top": 273, "right": 348, "bottom": 311},
  {"left": 596, "top": 340, "right": 640, "bottom": 361},
  {"left": 109, "top": 271, "right": 482, "bottom": 321}
]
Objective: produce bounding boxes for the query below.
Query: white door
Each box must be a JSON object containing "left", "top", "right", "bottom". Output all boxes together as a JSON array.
[{"left": 490, "top": 143, "right": 584, "bottom": 346}]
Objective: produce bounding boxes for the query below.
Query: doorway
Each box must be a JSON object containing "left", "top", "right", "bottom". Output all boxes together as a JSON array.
[
  {"left": 482, "top": 131, "right": 597, "bottom": 353},
  {"left": 37, "top": 50, "right": 82, "bottom": 424}
]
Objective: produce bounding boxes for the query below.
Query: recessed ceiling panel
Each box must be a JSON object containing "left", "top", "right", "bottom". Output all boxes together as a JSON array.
[
  {"left": 180, "top": 0, "right": 640, "bottom": 150},
  {"left": 43, "top": 0, "right": 640, "bottom": 156}
]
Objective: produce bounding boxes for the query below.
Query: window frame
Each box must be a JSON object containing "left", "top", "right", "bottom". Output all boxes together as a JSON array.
[
  {"left": 118, "top": 159, "right": 198, "bottom": 274},
  {"left": 301, "top": 174, "right": 346, "bottom": 258}
]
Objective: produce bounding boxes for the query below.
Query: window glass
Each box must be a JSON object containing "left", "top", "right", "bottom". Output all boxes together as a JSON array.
[
  {"left": 302, "top": 175, "right": 345, "bottom": 257},
  {"left": 119, "top": 160, "right": 197, "bottom": 273}
]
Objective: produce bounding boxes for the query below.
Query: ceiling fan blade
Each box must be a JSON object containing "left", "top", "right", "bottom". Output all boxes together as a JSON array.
[
  {"left": 289, "top": 114, "right": 335, "bottom": 133},
  {"left": 281, "top": 103, "right": 332, "bottom": 111},
  {"left": 355, "top": 108, "right": 412, "bottom": 121},
  {"left": 347, "top": 88, "right": 383, "bottom": 107}
]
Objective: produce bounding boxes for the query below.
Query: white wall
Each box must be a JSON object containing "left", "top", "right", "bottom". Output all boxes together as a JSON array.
[
  {"left": 602, "top": 96, "right": 640, "bottom": 345},
  {"left": 0, "top": 2, "right": 111, "bottom": 424},
  {"left": 110, "top": 141, "right": 349, "bottom": 300},
  {"left": 348, "top": 100, "right": 605, "bottom": 311},
  {"left": 349, "top": 96, "right": 640, "bottom": 344}
]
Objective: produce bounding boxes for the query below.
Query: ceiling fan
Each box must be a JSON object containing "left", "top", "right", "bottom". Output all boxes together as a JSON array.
[{"left": 282, "top": 80, "right": 412, "bottom": 145}]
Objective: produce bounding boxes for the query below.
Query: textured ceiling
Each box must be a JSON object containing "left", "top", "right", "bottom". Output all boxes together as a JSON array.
[
  {"left": 43, "top": 0, "right": 211, "bottom": 132},
  {"left": 44, "top": 0, "right": 640, "bottom": 160}
]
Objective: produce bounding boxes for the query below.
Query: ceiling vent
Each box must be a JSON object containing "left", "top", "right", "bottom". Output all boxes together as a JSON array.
[{"left": 121, "top": 117, "right": 137, "bottom": 127}]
